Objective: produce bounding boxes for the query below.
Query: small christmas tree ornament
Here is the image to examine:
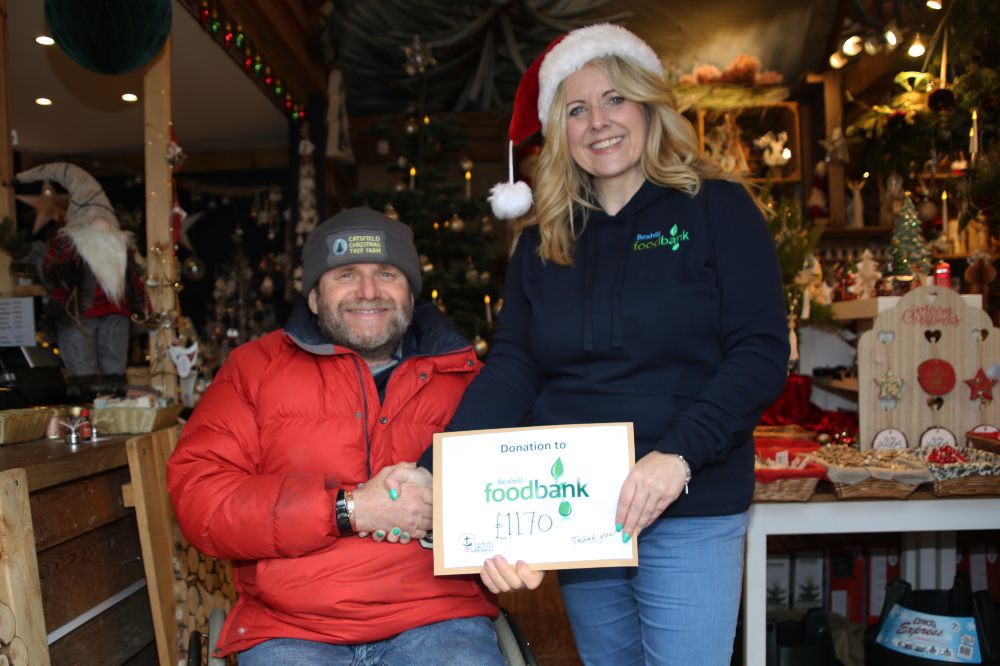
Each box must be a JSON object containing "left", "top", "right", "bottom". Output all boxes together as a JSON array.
[{"left": 888, "top": 196, "right": 931, "bottom": 284}]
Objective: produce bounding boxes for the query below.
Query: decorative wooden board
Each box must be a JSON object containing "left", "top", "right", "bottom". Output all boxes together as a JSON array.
[{"left": 858, "top": 285, "right": 1000, "bottom": 450}]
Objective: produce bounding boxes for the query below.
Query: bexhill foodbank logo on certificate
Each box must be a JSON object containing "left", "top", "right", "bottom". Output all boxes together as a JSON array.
[{"left": 433, "top": 423, "right": 637, "bottom": 574}]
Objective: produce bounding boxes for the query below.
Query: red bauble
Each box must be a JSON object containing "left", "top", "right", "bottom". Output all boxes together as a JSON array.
[{"left": 918, "top": 358, "right": 957, "bottom": 396}]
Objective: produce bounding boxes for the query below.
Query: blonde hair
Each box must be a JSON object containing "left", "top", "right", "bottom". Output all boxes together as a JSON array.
[{"left": 518, "top": 55, "right": 755, "bottom": 265}]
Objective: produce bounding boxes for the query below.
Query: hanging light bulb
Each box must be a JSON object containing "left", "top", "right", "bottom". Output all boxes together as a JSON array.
[
  {"left": 908, "top": 33, "right": 926, "bottom": 58},
  {"left": 884, "top": 24, "right": 900, "bottom": 50},
  {"left": 829, "top": 52, "right": 848, "bottom": 69},
  {"left": 863, "top": 34, "right": 883, "bottom": 55},
  {"left": 842, "top": 35, "right": 863, "bottom": 56},
  {"left": 926, "top": 0, "right": 942, "bottom": 9}
]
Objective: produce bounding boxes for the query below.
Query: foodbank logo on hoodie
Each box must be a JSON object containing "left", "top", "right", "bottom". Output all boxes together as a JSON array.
[{"left": 632, "top": 224, "right": 689, "bottom": 252}]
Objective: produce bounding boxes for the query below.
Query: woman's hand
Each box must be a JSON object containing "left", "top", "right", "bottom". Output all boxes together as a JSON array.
[
  {"left": 480, "top": 555, "right": 545, "bottom": 593},
  {"left": 383, "top": 462, "right": 432, "bottom": 499},
  {"left": 615, "top": 451, "right": 686, "bottom": 542}
]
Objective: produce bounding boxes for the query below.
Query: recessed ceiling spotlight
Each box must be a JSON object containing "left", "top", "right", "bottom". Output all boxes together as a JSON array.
[
  {"left": 829, "top": 52, "right": 848, "bottom": 69},
  {"left": 35, "top": 97, "right": 53, "bottom": 106},
  {"left": 121, "top": 93, "right": 139, "bottom": 103},
  {"left": 884, "top": 25, "right": 900, "bottom": 49},
  {"left": 926, "top": 0, "right": 942, "bottom": 9},
  {"left": 908, "top": 33, "right": 926, "bottom": 58},
  {"left": 35, "top": 35, "right": 55, "bottom": 46}
]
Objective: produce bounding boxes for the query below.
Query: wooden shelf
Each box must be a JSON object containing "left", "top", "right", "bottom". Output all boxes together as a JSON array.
[
  {"left": 831, "top": 294, "right": 983, "bottom": 321},
  {"left": 812, "top": 376, "right": 859, "bottom": 393}
]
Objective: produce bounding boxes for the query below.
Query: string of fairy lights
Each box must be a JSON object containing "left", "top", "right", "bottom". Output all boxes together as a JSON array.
[{"left": 175, "top": 0, "right": 305, "bottom": 121}]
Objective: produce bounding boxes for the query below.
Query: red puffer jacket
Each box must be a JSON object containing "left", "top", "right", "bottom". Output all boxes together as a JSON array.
[{"left": 167, "top": 301, "right": 498, "bottom": 656}]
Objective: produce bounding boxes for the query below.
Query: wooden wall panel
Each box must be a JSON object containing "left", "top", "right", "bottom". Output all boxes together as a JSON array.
[
  {"left": 37, "top": 515, "right": 145, "bottom": 630},
  {"left": 48, "top": 588, "right": 155, "bottom": 666},
  {"left": 29, "top": 468, "right": 133, "bottom": 551}
]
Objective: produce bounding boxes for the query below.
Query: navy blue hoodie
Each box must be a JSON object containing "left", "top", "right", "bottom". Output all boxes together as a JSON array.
[{"left": 438, "top": 178, "right": 789, "bottom": 517}]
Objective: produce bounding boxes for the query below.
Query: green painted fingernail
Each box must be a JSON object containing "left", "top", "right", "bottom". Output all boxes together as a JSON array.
[
  {"left": 389, "top": 488, "right": 399, "bottom": 501},
  {"left": 615, "top": 523, "right": 623, "bottom": 533},
  {"left": 623, "top": 532, "right": 631, "bottom": 544},
  {"left": 392, "top": 527, "right": 401, "bottom": 536},
  {"left": 375, "top": 530, "right": 385, "bottom": 538},
  {"left": 401, "top": 532, "right": 410, "bottom": 541}
]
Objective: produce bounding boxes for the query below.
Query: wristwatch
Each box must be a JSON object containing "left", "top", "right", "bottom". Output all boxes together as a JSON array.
[{"left": 675, "top": 455, "right": 692, "bottom": 495}]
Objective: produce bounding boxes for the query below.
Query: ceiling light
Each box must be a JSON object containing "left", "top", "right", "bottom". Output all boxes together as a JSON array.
[
  {"left": 121, "top": 93, "right": 139, "bottom": 103},
  {"left": 884, "top": 25, "right": 900, "bottom": 49},
  {"left": 829, "top": 52, "right": 848, "bottom": 69},
  {"left": 908, "top": 33, "right": 926, "bottom": 58},
  {"left": 926, "top": 0, "right": 942, "bottom": 9},
  {"left": 863, "top": 34, "right": 883, "bottom": 55},
  {"left": 842, "top": 35, "right": 863, "bottom": 56},
  {"left": 35, "top": 98, "right": 52, "bottom": 106},
  {"left": 35, "top": 35, "right": 55, "bottom": 46}
]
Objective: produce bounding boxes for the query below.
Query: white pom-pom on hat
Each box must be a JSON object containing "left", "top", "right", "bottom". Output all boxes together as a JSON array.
[{"left": 490, "top": 23, "right": 664, "bottom": 220}]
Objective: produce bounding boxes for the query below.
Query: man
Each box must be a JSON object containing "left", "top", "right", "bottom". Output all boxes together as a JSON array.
[{"left": 167, "top": 208, "right": 502, "bottom": 665}]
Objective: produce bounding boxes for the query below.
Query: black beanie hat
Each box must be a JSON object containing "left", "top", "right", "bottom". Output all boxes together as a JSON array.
[{"left": 301, "top": 208, "right": 422, "bottom": 296}]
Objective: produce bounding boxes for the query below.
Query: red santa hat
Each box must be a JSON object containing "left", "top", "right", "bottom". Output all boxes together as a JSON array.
[{"left": 489, "top": 23, "right": 664, "bottom": 219}]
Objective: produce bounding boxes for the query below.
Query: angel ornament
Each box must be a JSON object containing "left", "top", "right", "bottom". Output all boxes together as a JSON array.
[{"left": 848, "top": 249, "right": 881, "bottom": 300}]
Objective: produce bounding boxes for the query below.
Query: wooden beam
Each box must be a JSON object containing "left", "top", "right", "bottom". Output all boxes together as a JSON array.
[
  {"left": 823, "top": 70, "right": 846, "bottom": 227},
  {"left": 0, "top": 0, "right": 15, "bottom": 294},
  {"left": 0, "top": 468, "right": 51, "bottom": 666},
  {"left": 143, "top": 39, "right": 177, "bottom": 399},
  {"left": 843, "top": 48, "right": 906, "bottom": 97},
  {"left": 216, "top": 0, "right": 325, "bottom": 96}
]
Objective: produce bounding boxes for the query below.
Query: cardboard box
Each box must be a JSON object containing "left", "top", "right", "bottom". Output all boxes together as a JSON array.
[
  {"left": 792, "top": 551, "right": 825, "bottom": 609},
  {"left": 767, "top": 554, "right": 792, "bottom": 610},
  {"left": 828, "top": 546, "right": 865, "bottom": 624},
  {"left": 866, "top": 545, "right": 901, "bottom": 624}
]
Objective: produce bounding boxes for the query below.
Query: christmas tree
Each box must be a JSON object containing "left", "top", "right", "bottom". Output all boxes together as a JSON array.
[
  {"left": 889, "top": 196, "right": 931, "bottom": 277},
  {"left": 349, "top": 43, "right": 506, "bottom": 355}
]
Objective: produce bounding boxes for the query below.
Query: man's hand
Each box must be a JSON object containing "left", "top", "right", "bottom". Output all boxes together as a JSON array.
[
  {"left": 352, "top": 462, "right": 432, "bottom": 539},
  {"left": 480, "top": 555, "right": 545, "bottom": 593}
]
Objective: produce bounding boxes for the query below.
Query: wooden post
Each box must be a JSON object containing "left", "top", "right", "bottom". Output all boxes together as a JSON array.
[
  {"left": 823, "top": 70, "right": 846, "bottom": 227},
  {"left": 0, "top": 0, "right": 16, "bottom": 294},
  {"left": 0, "top": 469, "right": 51, "bottom": 666},
  {"left": 143, "top": 38, "right": 177, "bottom": 398}
]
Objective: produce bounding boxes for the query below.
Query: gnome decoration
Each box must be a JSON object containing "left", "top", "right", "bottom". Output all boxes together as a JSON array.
[{"left": 16, "top": 163, "right": 146, "bottom": 396}]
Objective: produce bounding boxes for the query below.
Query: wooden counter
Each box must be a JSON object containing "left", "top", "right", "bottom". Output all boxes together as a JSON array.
[{"left": 0, "top": 434, "right": 158, "bottom": 664}]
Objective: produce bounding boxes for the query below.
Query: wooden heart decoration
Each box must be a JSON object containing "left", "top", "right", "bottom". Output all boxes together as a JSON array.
[
  {"left": 982, "top": 329, "right": 990, "bottom": 341},
  {"left": 878, "top": 330, "right": 895, "bottom": 345},
  {"left": 925, "top": 330, "right": 942, "bottom": 344},
  {"left": 925, "top": 291, "right": 938, "bottom": 304},
  {"left": 926, "top": 396, "right": 945, "bottom": 410}
]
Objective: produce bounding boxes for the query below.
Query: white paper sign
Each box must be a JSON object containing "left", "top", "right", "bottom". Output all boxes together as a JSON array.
[
  {"left": 0, "top": 298, "right": 35, "bottom": 347},
  {"left": 433, "top": 422, "right": 637, "bottom": 575}
]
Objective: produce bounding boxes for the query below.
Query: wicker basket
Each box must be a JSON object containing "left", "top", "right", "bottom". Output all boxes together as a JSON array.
[
  {"left": 91, "top": 404, "right": 183, "bottom": 434},
  {"left": 832, "top": 477, "right": 919, "bottom": 500},
  {"left": 0, "top": 407, "right": 56, "bottom": 445},
  {"left": 932, "top": 475, "right": 1000, "bottom": 497},
  {"left": 966, "top": 431, "right": 1000, "bottom": 455},
  {"left": 754, "top": 476, "right": 821, "bottom": 502}
]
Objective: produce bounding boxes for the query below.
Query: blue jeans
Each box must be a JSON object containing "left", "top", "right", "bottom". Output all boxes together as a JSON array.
[
  {"left": 238, "top": 616, "right": 505, "bottom": 666},
  {"left": 559, "top": 511, "right": 748, "bottom": 665}
]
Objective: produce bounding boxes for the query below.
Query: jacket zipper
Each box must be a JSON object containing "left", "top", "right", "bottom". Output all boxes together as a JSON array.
[{"left": 350, "top": 355, "right": 373, "bottom": 479}]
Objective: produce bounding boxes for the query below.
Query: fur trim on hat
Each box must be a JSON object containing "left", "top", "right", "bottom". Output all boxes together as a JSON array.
[{"left": 537, "top": 24, "right": 663, "bottom": 137}]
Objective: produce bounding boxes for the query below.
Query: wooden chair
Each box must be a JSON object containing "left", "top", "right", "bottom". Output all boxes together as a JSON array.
[{"left": 122, "top": 428, "right": 235, "bottom": 666}]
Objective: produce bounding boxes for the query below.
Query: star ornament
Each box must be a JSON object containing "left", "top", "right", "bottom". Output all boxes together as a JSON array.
[
  {"left": 965, "top": 369, "right": 997, "bottom": 403},
  {"left": 16, "top": 180, "right": 69, "bottom": 236}
]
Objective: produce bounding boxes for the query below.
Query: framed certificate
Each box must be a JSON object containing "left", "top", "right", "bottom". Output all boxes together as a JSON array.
[{"left": 433, "top": 422, "right": 637, "bottom": 575}]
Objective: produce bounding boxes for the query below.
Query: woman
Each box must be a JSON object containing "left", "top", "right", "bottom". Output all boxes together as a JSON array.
[{"left": 399, "top": 23, "right": 789, "bottom": 665}]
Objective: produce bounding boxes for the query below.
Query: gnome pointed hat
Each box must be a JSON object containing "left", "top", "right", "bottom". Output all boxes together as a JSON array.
[
  {"left": 16, "top": 162, "right": 130, "bottom": 305},
  {"left": 488, "top": 24, "right": 664, "bottom": 219},
  {"left": 15, "top": 162, "right": 120, "bottom": 230}
]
